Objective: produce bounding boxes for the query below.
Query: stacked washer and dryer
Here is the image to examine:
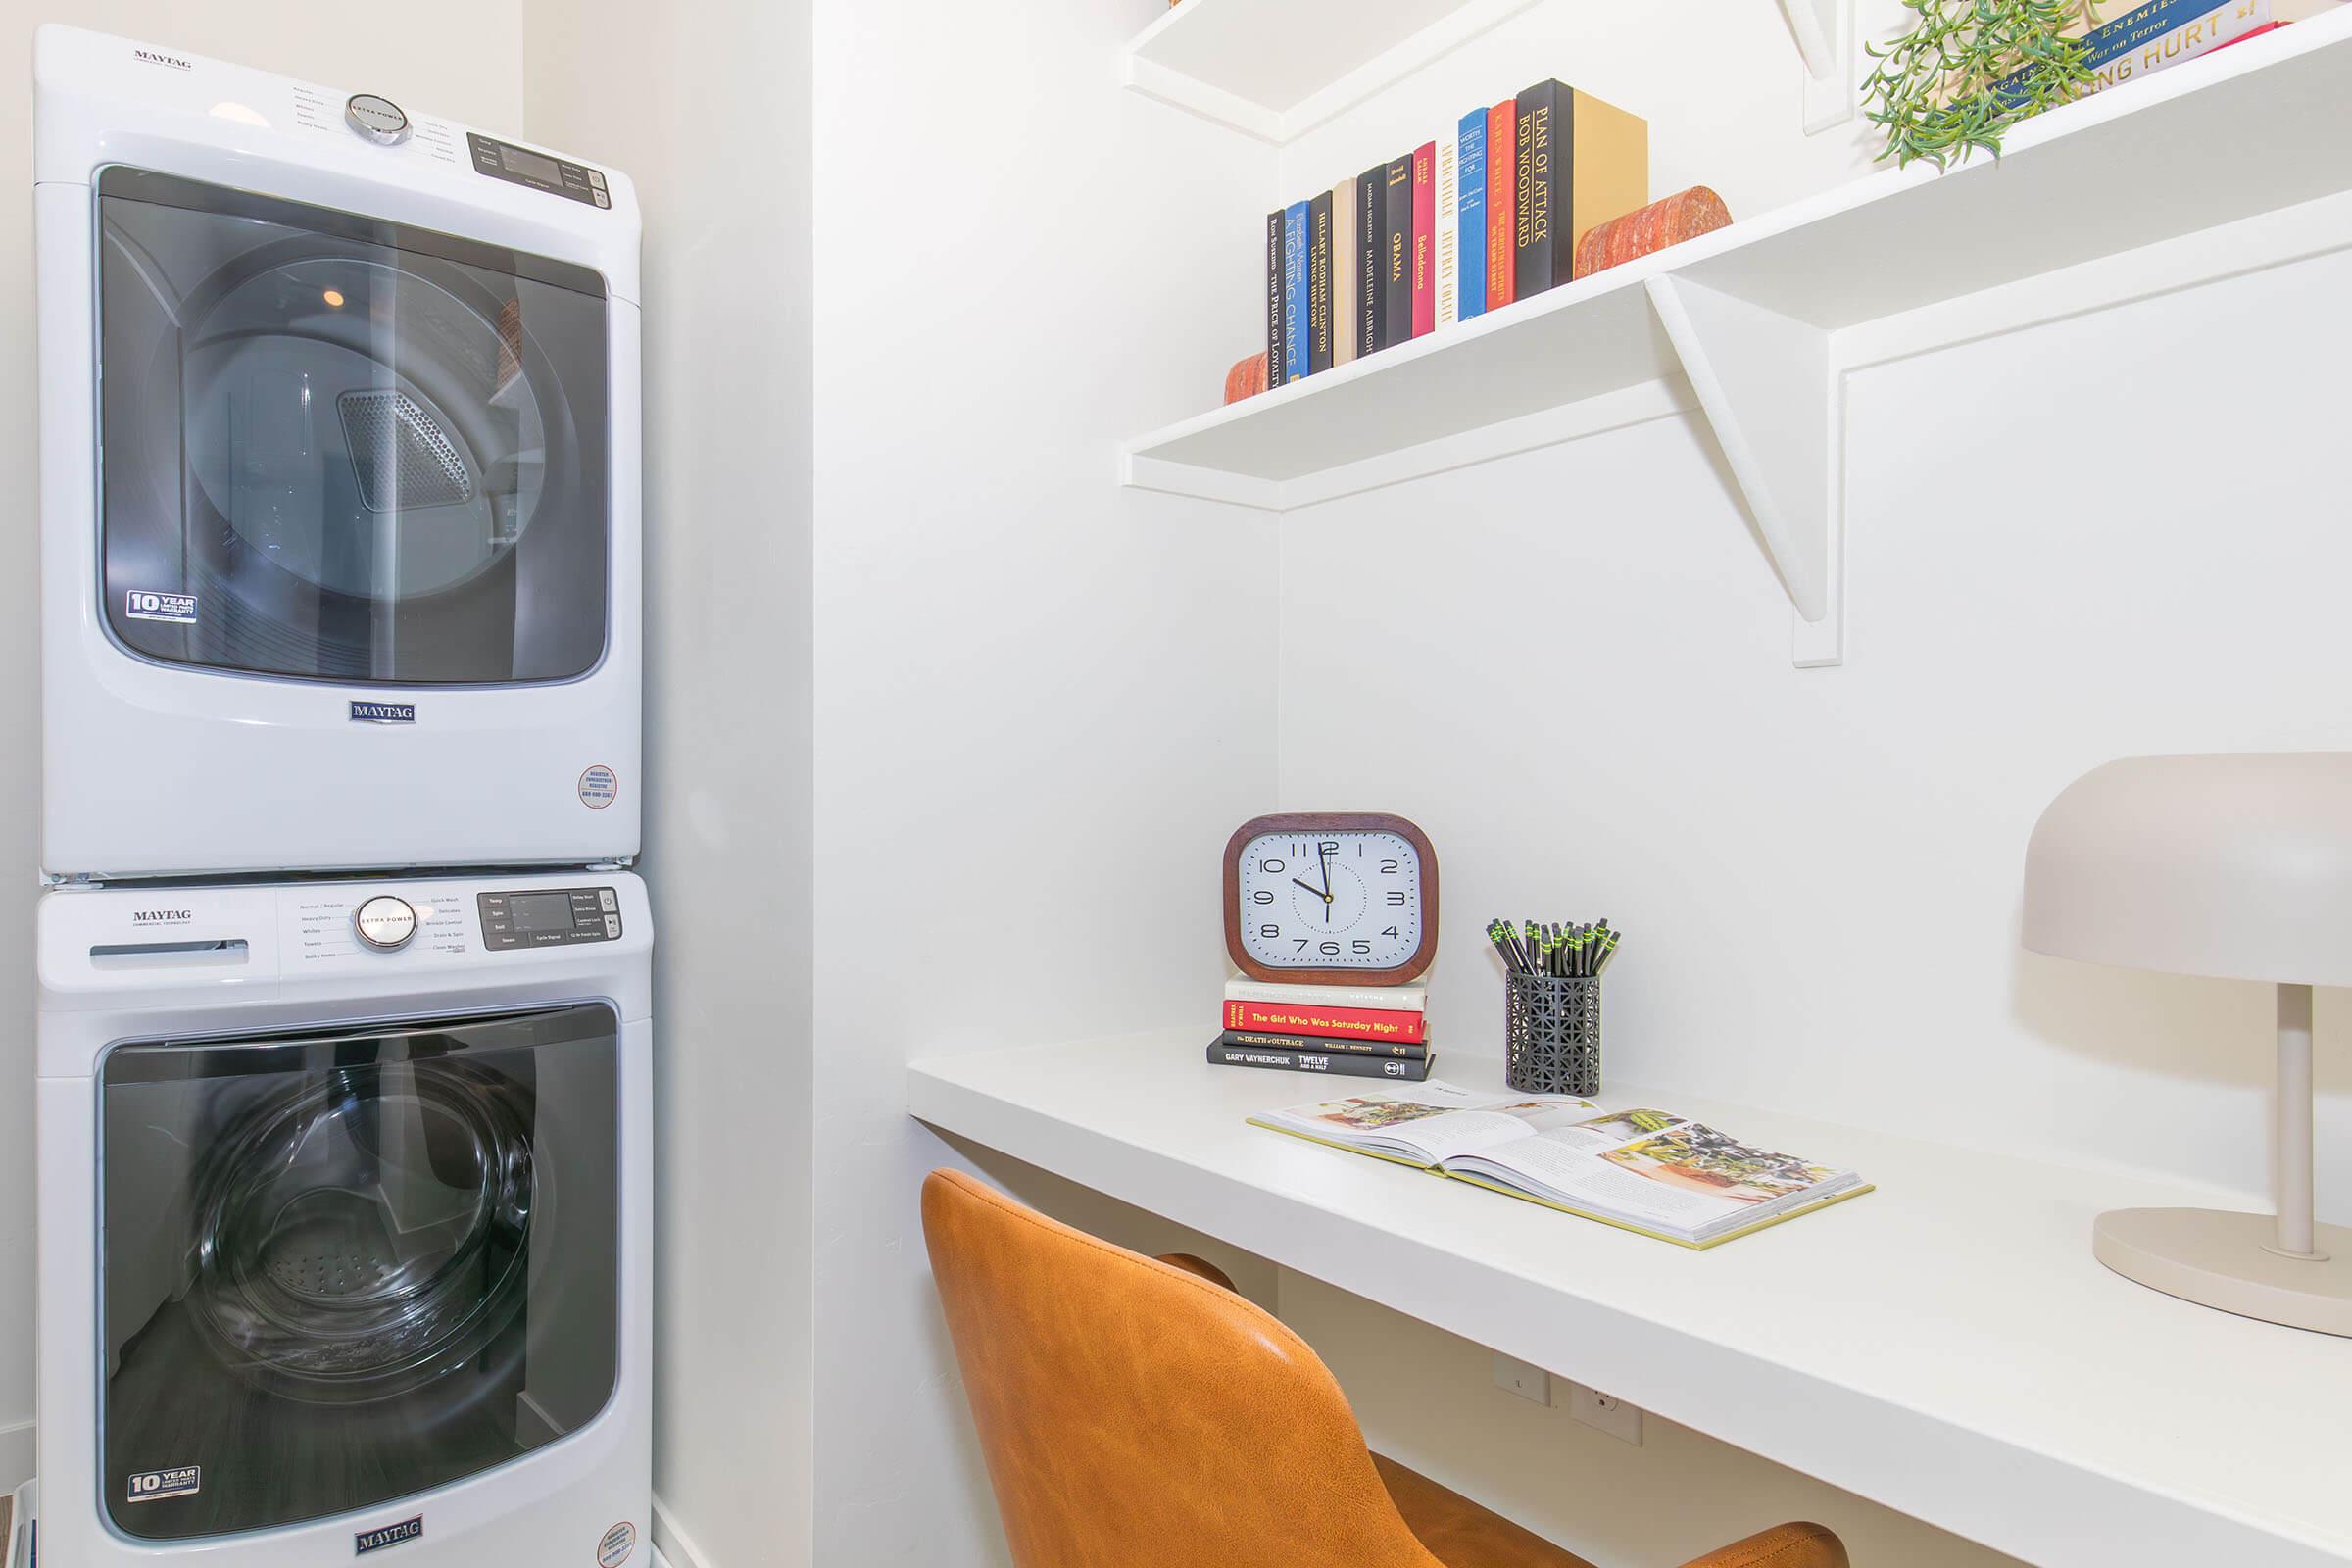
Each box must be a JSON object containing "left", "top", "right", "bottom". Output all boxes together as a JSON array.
[{"left": 21, "top": 26, "right": 652, "bottom": 1568}]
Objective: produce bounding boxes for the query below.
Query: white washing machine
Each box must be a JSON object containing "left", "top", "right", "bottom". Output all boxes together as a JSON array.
[
  {"left": 35, "top": 25, "right": 643, "bottom": 880},
  {"left": 33, "top": 873, "right": 652, "bottom": 1566}
]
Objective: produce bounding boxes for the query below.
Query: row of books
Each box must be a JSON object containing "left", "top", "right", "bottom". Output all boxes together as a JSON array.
[
  {"left": 1264, "top": 78, "right": 1647, "bottom": 386},
  {"left": 1995, "top": 0, "right": 2318, "bottom": 109},
  {"left": 1206, "top": 977, "right": 1436, "bottom": 1082}
]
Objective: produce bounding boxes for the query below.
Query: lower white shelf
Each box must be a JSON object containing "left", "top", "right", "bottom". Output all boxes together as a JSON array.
[{"left": 910, "top": 1029, "right": 2352, "bottom": 1568}]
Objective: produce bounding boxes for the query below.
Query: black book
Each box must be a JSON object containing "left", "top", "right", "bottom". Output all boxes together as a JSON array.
[
  {"left": 1515, "top": 80, "right": 1565, "bottom": 300},
  {"left": 1217, "top": 1028, "right": 1427, "bottom": 1060},
  {"left": 1355, "top": 165, "right": 1386, "bottom": 355},
  {"left": 1307, "top": 190, "right": 1334, "bottom": 374},
  {"left": 1264, "top": 209, "right": 1287, "bottom": 387},
  {"left": 1382, "top": 155, "right": 1413, "bottom": 354},
  {"left": 1208, "top": 1035, "right": 1436, "bottom": 1081}
]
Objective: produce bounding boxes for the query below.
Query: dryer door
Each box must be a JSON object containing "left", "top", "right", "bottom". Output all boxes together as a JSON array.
[
  {"left": 95, "top": 168, "right": 610, "bottom": 686},
  {"left": 99, "top": 1003, "right": 620, "bottom": 1542}
]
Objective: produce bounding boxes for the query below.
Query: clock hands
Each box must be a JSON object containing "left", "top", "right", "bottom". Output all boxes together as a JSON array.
[
  {"left": 1317, "top": 843, "right": 1335, "bottom": 924},
  {"left": 1292, "top": 877, "right": 1329, "bottom": 900}
]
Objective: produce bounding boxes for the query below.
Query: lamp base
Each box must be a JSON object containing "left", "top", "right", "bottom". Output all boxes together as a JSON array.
[{"left": 2095, "top": 1207, "right": 2352, "bottom": 1336}]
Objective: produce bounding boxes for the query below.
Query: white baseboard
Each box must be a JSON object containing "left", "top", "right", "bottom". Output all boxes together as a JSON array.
[
  {"left": 651, "top": 1496, "right": 711, "bottom": 1568},
  {"left": 0, "top": 1423, "right": 30, "bottom": 1495}
]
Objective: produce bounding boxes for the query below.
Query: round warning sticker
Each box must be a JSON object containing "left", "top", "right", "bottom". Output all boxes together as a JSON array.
[
  {"left": 578, "top": 765, "right": 618, "bottom": 809},
  {"left": 598, "top": 1520, "right": 637, "bottom": 1567}
]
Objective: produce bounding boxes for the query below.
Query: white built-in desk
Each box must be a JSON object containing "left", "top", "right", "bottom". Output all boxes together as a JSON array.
[{"left": 908, "top": 1029, "right": 2352, "bottom": 1567}]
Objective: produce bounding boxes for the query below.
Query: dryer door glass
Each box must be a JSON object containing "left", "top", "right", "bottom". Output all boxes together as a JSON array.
[
  {"left": 96, "top": 169, "right": 611, "bottom": 685},
  {"left": 100, "top": 1004, "right": 621, "bottom": 1542}
]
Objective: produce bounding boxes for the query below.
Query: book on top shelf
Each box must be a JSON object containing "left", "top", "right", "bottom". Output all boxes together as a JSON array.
[
  {"left": 1457, "top": 106, "right": 1488, "bottom": 320},
  {"left": 1262, "top": 209, "right": 1286, "bottom": 387},
  {"left": 1514, "top": 79, "right": 1648, "bottom": 300},
  {"left": 1356, "top": 164, "right": 1386, "bottom": 355},
  {"left": 1250, "top": 1084, "right": 1871, "bottom": 1249},
  {"left": 1332, "top": 177, "right": 1358, "bottom": 366},
  {"left": 1382, "top": 155, "right": 1413, "bottom": 351},
  {"left": 1307, "top": 189, "right": 1334, "bottom": 375},
  {"left": 1435, "top": 134, "right": 1460, "bottom": 328},
  {"left": 1410, "top": 140, "right": 1436, "bottom": 338},
  {"left": 1486, "top": 99, "right": 1516, "bottom": 311},
  {"left": 1282, "top": 200, "right": 1309, "bottom": 383}
]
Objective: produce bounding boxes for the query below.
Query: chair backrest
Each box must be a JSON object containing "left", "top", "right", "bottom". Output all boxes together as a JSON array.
[{"left": 921, "top": 1168, "right": 1442, "bottom": 1568}]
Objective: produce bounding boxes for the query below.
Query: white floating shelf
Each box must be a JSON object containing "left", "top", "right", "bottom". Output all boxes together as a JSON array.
[
  {"left": 1120, "top": 0, "right": 1542, "bottom": 144},
  {"left": 1121, "top": 10, "right": 2352, "bottom": 662}
]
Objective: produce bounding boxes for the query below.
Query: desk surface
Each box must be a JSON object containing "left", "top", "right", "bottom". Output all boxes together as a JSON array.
[{"left": 909, "top": 1029, "right": 2352, "bottom": 1568}]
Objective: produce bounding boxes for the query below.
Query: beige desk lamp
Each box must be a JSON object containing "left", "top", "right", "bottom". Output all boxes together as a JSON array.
[{"left": 2024, "top": 753, "right": 2352, "bottom": 1335}]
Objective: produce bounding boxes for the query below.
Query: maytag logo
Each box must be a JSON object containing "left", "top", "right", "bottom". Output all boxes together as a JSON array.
[
  {"left": 350, "top": 701, "right": 416, "bottom": 724},
  {"left": 355, "top": 1515, "right": 423, "bottom": 1555},
  {"left": 133, "top": 47, "right": 191, "bottom": 70},
  {"left": 131, "top": 909, "right": 193, "bottom": 925}
]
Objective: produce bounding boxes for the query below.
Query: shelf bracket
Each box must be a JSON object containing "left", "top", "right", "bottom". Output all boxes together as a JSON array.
[{"left": 1643, "top": 274, "right": 1844, "bottom": 667}]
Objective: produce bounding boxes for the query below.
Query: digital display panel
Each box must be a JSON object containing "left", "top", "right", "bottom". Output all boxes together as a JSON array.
[
  {"left": 500, "top": 144, "right": 563, "bottom": 184},
  {"left": 508, "top": 891, "right": 574, "bottom": 934}
]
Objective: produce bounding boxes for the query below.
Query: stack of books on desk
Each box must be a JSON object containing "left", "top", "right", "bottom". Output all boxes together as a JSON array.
[{"left": 1207, "top": 979, "right": 1434, "bottom": 1082}]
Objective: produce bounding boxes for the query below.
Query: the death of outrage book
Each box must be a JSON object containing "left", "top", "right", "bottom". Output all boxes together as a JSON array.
[
  {"left": 1209, "top": 1036, "right": 1435, "bottom": 1082},
  {"left": 1248, "top": 1084, "right": 1870, "bottom": 1248}
]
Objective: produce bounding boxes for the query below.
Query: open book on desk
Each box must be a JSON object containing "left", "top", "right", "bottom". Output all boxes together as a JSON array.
[{"left": 1250, "top": 1082, "right": 1872, "bottom": 1249}]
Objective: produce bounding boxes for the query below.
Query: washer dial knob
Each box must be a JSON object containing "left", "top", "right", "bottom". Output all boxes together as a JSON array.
[
  {"left": 354, "top": 896, "right": 419, "bottom": 951},
  {"left": 345, "top": 93, "right": 412, "bottom": 146}
]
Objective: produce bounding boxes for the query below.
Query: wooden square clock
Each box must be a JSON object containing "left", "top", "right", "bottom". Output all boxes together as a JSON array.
[{"left": 1222, "top": 812, "right": 1438, "bottom": 985}]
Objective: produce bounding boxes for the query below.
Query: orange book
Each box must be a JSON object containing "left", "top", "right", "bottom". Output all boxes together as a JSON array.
[{"left": 1486, "top": 100, "right": 1515, "bottom": 310}]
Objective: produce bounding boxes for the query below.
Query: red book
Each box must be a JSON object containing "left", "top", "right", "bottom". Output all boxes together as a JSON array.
[
  {"left": 1486, "top": 102, "right": 1516, "bottom": 310},
  {"left": 1221, "top": 998, "right": 1430, "bottom": 1045},
  {"left": 1410, "top": 140, "right": 1436, "bottom": 338}
]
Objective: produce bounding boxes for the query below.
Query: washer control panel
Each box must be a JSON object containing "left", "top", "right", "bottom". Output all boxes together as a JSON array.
[
  {"left": 466, "top": 132, "right": 611, "bottom": 208},
  {"left": 478, "top": 886, "right": 623, "bottom": 951}
]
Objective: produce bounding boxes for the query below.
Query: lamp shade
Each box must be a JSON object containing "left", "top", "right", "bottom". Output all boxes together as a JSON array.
[{"left": 2022, "top": 753, "right": 2352, "bottom": 987}]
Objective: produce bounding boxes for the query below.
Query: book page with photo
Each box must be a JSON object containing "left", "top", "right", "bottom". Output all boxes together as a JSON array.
[{"left": 1249, "top": 1085, "right": 1867, "bottom": 1246}]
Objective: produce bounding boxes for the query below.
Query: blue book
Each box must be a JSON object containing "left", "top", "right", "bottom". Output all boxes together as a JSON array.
[
  {"left": 1457, "top": 109, "right": 1488, "bottom": 321},
  {"left": 1283, "top": 201, "right": 1309, "bottom": 382}
]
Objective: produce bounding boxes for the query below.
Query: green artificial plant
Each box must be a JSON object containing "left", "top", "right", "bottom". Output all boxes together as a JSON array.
[{"left": 1862, "top": 0, "right": 2106, "bottom": 169}]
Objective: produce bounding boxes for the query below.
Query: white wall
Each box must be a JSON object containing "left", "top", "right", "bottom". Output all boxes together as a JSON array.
[
  {"left": 1261, "top": 5, "right": 2350, "bottom": 1564},
  {"left": 804, "top": 0, "right": 1279, "bottom": 1561},
  {"left": 519, "top": 6, "right": 816, "bottom": 1567},
  {"left": 0, "top": 0, "right": 526, "bottom": 1492}
]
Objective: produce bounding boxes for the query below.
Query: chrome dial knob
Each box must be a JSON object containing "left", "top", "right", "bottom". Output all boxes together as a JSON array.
[
  {"left": 354, "top": 895, "right": 418, "bottom": 951},
  {"left": 345, "top": 93, "right": 412, "bottom": 146}
]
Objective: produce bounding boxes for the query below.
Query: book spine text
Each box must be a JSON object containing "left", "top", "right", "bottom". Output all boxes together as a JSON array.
[
  {"left": 1458, "top": 108, "right": 1488, "bottom": 320},
  {"left": 1410, "top": 140, "right": 1436, "bottom": 338}
]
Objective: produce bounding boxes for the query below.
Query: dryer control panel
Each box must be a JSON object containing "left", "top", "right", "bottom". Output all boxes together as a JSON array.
[
  {"left": 478, "top": 886, "right": 623, "bottom": 951},
  {"left": 466, "top": 132, "right": 612, "bottom": 208}
]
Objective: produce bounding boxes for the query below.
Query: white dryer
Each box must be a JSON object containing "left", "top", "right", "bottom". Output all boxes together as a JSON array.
[
  {"left": 33, "top": 873, "right": 652, "bottom": 1566},
  {"left": 34, "top": 25, "right": 643, "bottom": 879}
]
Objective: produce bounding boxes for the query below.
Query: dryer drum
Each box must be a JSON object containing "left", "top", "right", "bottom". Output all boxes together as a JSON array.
[
  {"left": 186, "top": 1063, "right": 537, "bottom": 1403},
  {"left": 95, "top": 171, "right": 612, "bottom": 687}
]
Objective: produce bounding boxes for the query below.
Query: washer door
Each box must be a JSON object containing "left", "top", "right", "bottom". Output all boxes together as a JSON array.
[
  {"left": 96, "top": 169, "right": 611, "bottom": 685},
  {"left": 99, "top": 1004, "right": 620, "bottom": 1542}
]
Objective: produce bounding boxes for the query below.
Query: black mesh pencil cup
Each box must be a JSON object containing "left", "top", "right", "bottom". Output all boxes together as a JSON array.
[{"left": 1503, "top": 974, "right": 1602, "bottom": 1097}]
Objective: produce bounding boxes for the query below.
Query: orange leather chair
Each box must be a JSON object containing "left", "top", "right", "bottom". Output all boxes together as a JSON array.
[{"left": 922, "top": 1168, "right": 1848, "bottom": 1568}]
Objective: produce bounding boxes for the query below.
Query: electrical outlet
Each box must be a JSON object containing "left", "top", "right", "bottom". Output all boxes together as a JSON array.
[
  {"left": 1492, "top": 1352, "right": 1553, "bottom": 1406},
  {"left": 1568, "top": 1382, "right": 1644, "bottom": 1446}
]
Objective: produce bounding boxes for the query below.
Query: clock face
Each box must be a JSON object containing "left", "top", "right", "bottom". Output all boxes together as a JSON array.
[{"left": 1235, "top": 828, "right": 1425, "bottom": 972}]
